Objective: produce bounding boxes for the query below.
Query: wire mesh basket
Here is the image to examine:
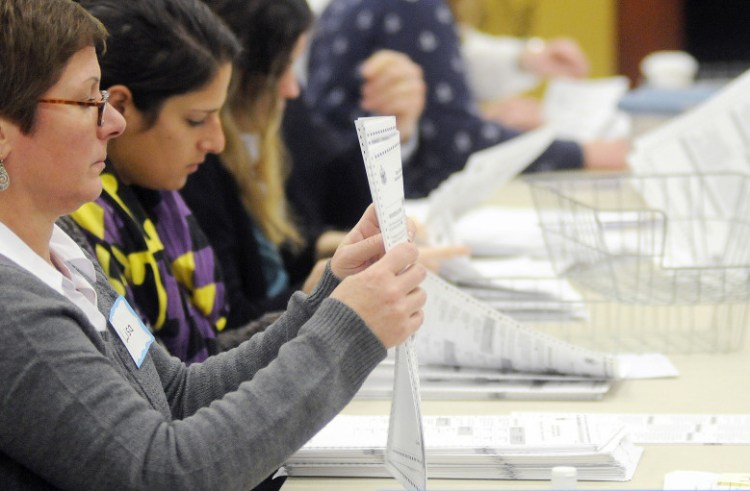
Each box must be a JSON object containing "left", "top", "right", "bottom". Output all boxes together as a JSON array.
[{"left": 523, "top": 172, "right": 750, "bottom": 353}]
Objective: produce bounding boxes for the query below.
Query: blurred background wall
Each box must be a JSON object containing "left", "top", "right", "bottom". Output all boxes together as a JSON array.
[{"left": 462, "top": 0, "right": 750, "bottom": 87}]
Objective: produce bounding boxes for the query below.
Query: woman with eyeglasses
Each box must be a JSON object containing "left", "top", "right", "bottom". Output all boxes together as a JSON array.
[{"left": 0, "top": 0, "right": 426, "bottom": 488}]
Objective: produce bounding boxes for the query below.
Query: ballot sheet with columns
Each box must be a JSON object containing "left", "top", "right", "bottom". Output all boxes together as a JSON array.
[{"left": 355, "top": 115, "right": 426, "bottom": 490}]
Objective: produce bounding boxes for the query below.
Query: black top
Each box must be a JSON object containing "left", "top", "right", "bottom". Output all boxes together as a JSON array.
[
  {"left": 181, "top": 154, "right": 313, "bottom": 329},
  {"left": 283, "top": 94, "right": 373, "bottom": 232}
]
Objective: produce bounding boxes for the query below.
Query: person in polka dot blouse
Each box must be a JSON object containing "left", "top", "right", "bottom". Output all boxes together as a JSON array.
[{"left": 305, "top": 0, "right": 628, "bottom": 198}]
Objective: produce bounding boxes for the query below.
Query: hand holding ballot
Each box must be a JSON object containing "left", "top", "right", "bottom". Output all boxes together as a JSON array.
[
  {"left": 330, "top": 204, "right": 413, "bottom": 278},
  {"left": 355, "top": 115, "right": 427, "bottom": 489},
  {"left": 331, "top": 243, "right": 426, "bottom": 348},
  {"left": 330, "top": 205, "right": 427, "bottom": 349}
]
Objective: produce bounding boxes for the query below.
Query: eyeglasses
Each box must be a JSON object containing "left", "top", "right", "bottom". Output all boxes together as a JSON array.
[{"left": 38, "top": 90, "right": 109, "bottom": 127}]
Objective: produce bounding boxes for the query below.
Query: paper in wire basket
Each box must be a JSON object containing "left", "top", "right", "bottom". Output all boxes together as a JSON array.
[{"left": 354, "top": 115, "right": 426, "bottom": 490}]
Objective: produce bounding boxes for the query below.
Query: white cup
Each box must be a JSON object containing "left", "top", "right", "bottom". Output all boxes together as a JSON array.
[{"left": 640, "top": 50, "right": 699, "bottom": 89}]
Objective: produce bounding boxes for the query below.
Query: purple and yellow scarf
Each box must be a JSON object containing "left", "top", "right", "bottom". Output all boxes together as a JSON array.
[{"left": 71, "top": 170, "right": 227, "bottom": 363}]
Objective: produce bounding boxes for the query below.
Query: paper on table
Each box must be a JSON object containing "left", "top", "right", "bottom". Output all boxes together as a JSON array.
[
  {"left": 288, "top": 413, "right": 643, "bottom": 481},
  {"left": 533, "top": 413, "right": 750, "bottom": 445},
  {"left": 447, "top": 255, "right": 559, "bottom": 280},
  {"left": 617, "top": 414, "right": 750, "bottom": 444},
  {"left": 440, "top": 256, "right": 589, "bottom": 323},
  {"left": 355, "top": 116, "right": 426, "bottom": 490},
  {"left": 451, "top": 206, "right": 548, "bottom": 257},
  {"left": 615, "top": 352, "right": 679, "bottom": 379},
  {"left": 664, "top": 471, "right": 750, "bottom": 490},
  {"left": 357, "top": 359, "right": 615, "bottom": 401}
]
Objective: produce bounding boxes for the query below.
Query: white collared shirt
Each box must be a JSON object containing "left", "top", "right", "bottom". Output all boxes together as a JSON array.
[{"left": 0, "top": 221, "right": 107, "bottom": 332}]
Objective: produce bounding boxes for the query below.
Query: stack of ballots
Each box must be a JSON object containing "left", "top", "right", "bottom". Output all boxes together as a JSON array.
[
  {"left": 355, "top": 358, "right": 613, "bottom": 401},
  {"left": 438, "top": 254, "right": 589, "bottom": 323},
  {"left": 287, "top": 413, "right": 642, "bottom": 481},
  {"left": 351, "top": 272, "right": 622, "bottom": 401}
]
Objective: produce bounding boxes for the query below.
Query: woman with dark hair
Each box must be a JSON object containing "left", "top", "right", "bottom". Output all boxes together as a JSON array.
[
  {"left": 181, "top": 0, "right": 437, "bottom": 344},
  {"left": 182, "top": 0, "right": 322, "bottom": 336},
  {"left": 69, "top": 0, "right": 253, "bottom": 361},
  {"left": 0, "top": 0, "right": 426, "bottom": 488}
]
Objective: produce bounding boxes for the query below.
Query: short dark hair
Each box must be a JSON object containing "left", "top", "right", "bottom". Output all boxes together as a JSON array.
[
  {"left": 0, "top": 0, "right": 108, "bottom": 134},
  {"left": 78, "top": 0, "right": 241, "bottom": 128},
  {"left": 203, "top": 0, "right": 313, "bottom": 107}
]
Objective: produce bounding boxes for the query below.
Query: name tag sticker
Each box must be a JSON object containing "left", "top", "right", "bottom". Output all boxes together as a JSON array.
[{"left": 109, "top": 296, "right": 154, "bottom": 368}]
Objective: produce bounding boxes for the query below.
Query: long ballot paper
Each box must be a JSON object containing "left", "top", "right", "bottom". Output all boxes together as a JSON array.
[
  {"left": 354, "top": 270, "right": 620, "bottom": 403},
  {"left": 616, "top": 70, "right": 750, "bottom": 270},
  {"left": 355, "top": 116, "right": 426, "bottom": 490},
  {"left": 629, "top": 68, "right": 750, "bottom": 176},
  {"left": 627, "top": 69, "right": 750, "bottom": 218},
  {"left": 419, "top": 271, "right": 621, "bottom": 378}
]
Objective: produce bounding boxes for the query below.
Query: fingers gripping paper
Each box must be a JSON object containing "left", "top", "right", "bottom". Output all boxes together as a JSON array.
[{"left": 355, "top": 116, "right": 426, "bottom": 490}]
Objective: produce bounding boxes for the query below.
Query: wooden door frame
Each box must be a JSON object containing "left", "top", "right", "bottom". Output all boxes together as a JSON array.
[{"left": 616, "top": 0, "right": 685, "bottom": 86}]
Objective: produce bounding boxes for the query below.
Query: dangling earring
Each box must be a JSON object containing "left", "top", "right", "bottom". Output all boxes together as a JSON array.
[{"left": 0, "top": 158, "right": 9, "bottom": 191}]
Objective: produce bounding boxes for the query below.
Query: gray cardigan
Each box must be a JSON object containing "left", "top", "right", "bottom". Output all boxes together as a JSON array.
[{"left": 0, "top": 253, "right": 385, "bottom": 490}]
